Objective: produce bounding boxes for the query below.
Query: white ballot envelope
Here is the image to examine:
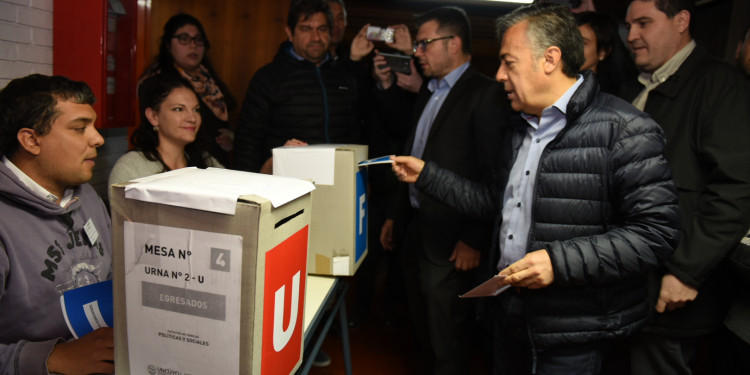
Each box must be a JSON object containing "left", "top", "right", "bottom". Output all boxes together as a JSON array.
[
  {"left": 358, "top": 155, "right": 394, "bottom": 166},
  {"left": 459, "top": 275, "right": 510, "bottom": 298}
]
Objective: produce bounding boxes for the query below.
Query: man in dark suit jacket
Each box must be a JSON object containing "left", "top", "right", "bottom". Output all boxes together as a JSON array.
[
  {"left": 374, "top": 6, "right": 509, "bottom": 375},
  {"left": 622, "top": 0, "right": 750, "bottom": 373}
]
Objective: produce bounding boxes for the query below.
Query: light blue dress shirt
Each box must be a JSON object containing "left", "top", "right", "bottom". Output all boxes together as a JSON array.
[
  {"left": 497, "top": 75, "right": 584, "bottom": 270},
  {"left": 409, "top": 62, "right": 470, "bottom": 208}
]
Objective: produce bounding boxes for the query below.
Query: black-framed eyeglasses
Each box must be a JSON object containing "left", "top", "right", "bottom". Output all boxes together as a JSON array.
[
  {"left": 412, "top": 35, "right": 455, "bottom": 54},
  {"left": 172, "top": 33, "right": 207, "bottom": 46}
]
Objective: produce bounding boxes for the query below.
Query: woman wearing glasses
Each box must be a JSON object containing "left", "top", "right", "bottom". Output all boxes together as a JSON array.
[{"left": 140, "top": 13, "right": 236, "bottom": 167}]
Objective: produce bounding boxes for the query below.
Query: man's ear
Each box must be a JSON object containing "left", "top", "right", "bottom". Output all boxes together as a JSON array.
[
  {"left": 16, "top": 128, "right": 41, "bottom": 156},
  {"left": 674, "top": 10, "right": 690, "bottom": 34},
  {"left": 285, "top": 26, "right": 294, "bottom": 42},
  {"left": 145, "top": 107, "right": 159, "bottom": 126},
  {"left": 449, "top": 36, "right": 461, "bottom": 55},
  {"left": 543, "top": 46, "right": 563, "bottom": 74}
]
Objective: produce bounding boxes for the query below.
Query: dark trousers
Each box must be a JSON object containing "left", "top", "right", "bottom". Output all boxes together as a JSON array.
[
  {"left": 712, "top": 327, "right": 750, "bottom": 374},
  {"left": 492, "top": 292, "right": 612, "bottom": 375},
  {"left": 629, "top": 332, "right": 698, "bottom": 375},
  {"left": 401, "top": 217, "right": 474, "bottom": 375}
]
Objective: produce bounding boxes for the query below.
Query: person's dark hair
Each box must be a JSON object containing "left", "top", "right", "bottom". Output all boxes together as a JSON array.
[
  {"left": 415, "top": 6, "right": 472, "bottom": 55},
  {"left": 496, "top": 4, "right": 584, "bottom": 78},
  {"left": 131, "top": 73, "right": 209, "bottom": 170},
  {"left": 141, "top": 13, "right": 235, "bottom": 111},
  {"left": 575, "top": 11, "right": 638, "bottom": 94},
  {"left": 287, "top": 0, "right": 333, "bottom": 33},
  {"left": 0, "top": 74, "right": 95, "bottom": 158},
  {"left": 630, "top": 0, "right": 696, "bottom": 36},
  {"left": 575, "top": 12, "right": 617, "bottom": 58}
]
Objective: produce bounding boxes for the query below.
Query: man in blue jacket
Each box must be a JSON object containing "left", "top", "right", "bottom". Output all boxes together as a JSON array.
[{"left": 391, "top": 5, "right": 680, "bottom": 374}]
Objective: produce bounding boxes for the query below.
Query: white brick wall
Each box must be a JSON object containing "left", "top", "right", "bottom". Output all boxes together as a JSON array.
[
  {"left": 0, "top": 0, "right": 128, "bottom": 202},
  {"left": 0, "top": 0, "right": 53, "bottom": 88}
]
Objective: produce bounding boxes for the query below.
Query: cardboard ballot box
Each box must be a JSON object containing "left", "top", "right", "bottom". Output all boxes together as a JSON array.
[
  {"left": 273, "top": 144, "right": 368, "bottom": 276},
  {"left": 110, "top": 168, "right": 314, "bottom": 375}
]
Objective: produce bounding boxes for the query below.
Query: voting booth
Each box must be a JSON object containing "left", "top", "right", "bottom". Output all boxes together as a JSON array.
[
  {"left": 110, "top": 168, "right": 314, "bottom": 375},
  {"left": 273, "top": 144, "right": 368, "bottom": 276}
]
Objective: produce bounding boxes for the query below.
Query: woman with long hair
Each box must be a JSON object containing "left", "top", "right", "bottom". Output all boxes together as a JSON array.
[
  {"left": 109, "top": 74, "right": 222, "bottom": 188},
  {"left": 140, "top": 13, "right": 236, "bottom": 166}
]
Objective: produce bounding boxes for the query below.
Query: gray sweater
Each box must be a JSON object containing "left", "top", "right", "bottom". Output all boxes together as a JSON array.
[{"left": 0, "top": 156, "right": 112, "bottom": 375}]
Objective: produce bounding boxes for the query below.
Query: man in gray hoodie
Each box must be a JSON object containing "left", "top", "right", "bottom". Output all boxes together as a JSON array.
[{"left": 0, "top": 74, "right": 113, "bottom": 375}]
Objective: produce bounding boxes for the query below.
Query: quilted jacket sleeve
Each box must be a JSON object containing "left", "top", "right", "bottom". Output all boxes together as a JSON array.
[{"left": 415, "top": 160, "right": 500, "bottom": 223}]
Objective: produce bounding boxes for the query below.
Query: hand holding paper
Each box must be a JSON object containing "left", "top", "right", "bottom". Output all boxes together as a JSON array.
[
  {"left": 499, "top": 249, "right": 554, "bottom": 289},
  {"left": 391, "top": 155, "right": 424, "bottom": 184}
]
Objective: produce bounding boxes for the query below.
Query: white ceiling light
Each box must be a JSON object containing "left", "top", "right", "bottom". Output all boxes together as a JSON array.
[{"left": 480, "top": 0, "right": 534, "bottom": 3}]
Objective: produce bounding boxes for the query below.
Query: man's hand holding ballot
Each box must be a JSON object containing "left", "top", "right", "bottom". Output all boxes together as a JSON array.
[
  {"left": 391, "top": 155, "right": 554, "bottom": 290},
  {"left": 390, "top": 155, "right": 424, "bottom": 184}
]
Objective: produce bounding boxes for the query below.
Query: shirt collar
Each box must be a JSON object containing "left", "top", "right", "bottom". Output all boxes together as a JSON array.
[
  {"left": 521, "top": 74, "right": 584, "bottom": 128},
  {"left": 287, "top": 45, "right": 330, "bottom": 65},
  {"left": 428, "top": 62, "right": 470, "bottom": 93},
  {"left": 553, "top": 74, "right": 584, "bottom": 114},
  {"left": 2, "top": 155, "right": 74, "bottom": 207},
  {"left": 638, "top": 39, "right": 696, "bottom": 87}
]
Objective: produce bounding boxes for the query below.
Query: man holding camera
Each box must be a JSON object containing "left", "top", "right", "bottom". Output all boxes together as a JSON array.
[{"left": 374, "top": 6, "right": 509, "bottom": 374}]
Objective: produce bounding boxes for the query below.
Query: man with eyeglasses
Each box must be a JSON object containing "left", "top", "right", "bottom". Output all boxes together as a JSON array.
[
  {"left": 373, "top": 6, "right": 509, "bottom": 375},
  {"left": 234, "top": 0, "right": 372, "bottom": 173}
]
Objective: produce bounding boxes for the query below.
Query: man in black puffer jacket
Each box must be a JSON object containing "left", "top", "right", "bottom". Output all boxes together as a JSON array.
[
  {"left": 234, "top": 0, "right": 371, "bottom": 173},
  {"left": 391, "top": 5, "right": 680, "bottom": 375}
]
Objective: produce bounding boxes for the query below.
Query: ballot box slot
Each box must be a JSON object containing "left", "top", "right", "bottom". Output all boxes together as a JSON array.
[{"left": 275, "top": 209, "right": 305, "bottom": 229}]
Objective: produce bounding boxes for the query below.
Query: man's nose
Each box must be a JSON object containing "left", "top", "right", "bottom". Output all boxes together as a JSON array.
[
  {"left": 626, "top": 26, "right": 638, "bottom": 44},
  {"left": 90, "top": 128, "right": 105, "bottom": 148},
  {"left": 495, "top": 65, "right": 507, "bottom": 83}
]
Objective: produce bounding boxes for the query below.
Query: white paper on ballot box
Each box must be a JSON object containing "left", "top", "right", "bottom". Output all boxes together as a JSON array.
[
  {"left": 124, "top": 222, "right": 243, "bottom": 375},
  {"left": 273, "top": 144, "right": 342, "bottom": 185},
  {"left": 124, "top": 167, "right": 315, "bottom": 214}
]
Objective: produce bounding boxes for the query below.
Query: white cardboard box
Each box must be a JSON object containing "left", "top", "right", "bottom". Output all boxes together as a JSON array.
[
  {"left": 110, "top": 168, "right": 313, "bottom": 375},
  {"left": 273, "top": 144, "right": 368, "bottom": 276}
]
